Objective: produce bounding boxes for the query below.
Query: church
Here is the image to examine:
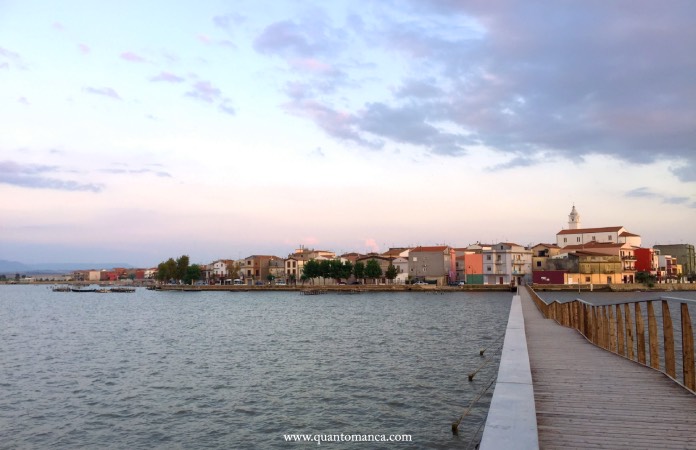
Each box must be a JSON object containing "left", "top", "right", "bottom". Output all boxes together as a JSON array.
[{"left": 556, "top": 205, "right": 641, "bottom": 248}]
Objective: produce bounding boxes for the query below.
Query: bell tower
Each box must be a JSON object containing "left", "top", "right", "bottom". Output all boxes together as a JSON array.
[{"left": 568, "top": 204, "right": 581, "bottom": 230}]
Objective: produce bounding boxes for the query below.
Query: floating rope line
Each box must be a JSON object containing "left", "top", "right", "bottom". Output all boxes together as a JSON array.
[
  {"left": 479, "top": 332, "right": 505, "bottom": 356},
  {"left": 464, "top": 414, "right": 488, "bottom": 450},
  {"left": 452, "top": 370, "right": 497, "bottom": 435},
  {"left": 469, "top": 340, "right": 504, "bottom": 381}
]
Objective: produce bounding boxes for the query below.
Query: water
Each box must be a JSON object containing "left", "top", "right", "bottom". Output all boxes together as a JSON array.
[{"left": 0, "top": 286, "right": 512, "bottom": 449}]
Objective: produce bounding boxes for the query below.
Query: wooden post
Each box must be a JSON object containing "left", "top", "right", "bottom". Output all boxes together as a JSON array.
[
  {"left": 647, "top": 301, "right": 660, "bottom": 370},
  {"left": 635, "top": 302, "right": 646, "bottom": 365},
  {"left": 662, "top": 301, "right": 675, "bottom": 379},
  {"left": 579, "top": 302, "right": 585, "bottom": 335},
  {"left": 625, "top": 303, "right": 634, "bottom": 361},
  {"left": 616, "top": 304, "right": 625, "bottom": 357},
  {"left": 608, "top": 305, "right": 617, "bottom": 353},
  {"left": 603, "top": 306, "right": 610, "bottom": 350},
  {"left": 681, "top": 303, "right": 695, "bottom": 391},
  {"left": 593, "top": 306, "right": 600, "bottom": 346}
]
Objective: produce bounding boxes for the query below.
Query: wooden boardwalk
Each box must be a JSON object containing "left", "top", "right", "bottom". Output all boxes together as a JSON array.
[{"left": 519, "top": 288, "right": 696, "bottom": 449}]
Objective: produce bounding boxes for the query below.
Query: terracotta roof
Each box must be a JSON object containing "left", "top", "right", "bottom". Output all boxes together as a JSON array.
[
  {"left": 557, "top": 226, "right": 623, "bottom": 235},
  {"left": 532, "top": 243, "right": 560, "bottom": 248},
  {"left": 619, "top": 231, "right": 640, "bottom": 237},
  {"left": 563, "top": 242, "right": 626, "bottom": 250},
  {"left": 411, "top": 246, "right": 449, "bottom": 252}
]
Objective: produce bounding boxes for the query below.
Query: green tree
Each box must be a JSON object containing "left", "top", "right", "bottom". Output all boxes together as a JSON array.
[
  {"left": 385, "top": 263, "right": 398, "bottom": 283},
  {"left": 319, "top": 259, "right": 331, "bottom": 284},
  {"left": 183, "top": 264, "right": 202, "bottom": 284},
  {"left": 267, "top": 273, "right": 275, "bottom": 284},
  {"left": 365, "top": 259, "right": 383, "bottom": 283},
  {"left": 175, "top": 255, "right": 190, "bottom": 281},
  {"left": 353, "top": 261, "right": 365, "bottom": 282},
  {"left": 156, "top": 258, "right": 177, "bottom": 282},
  {"left": 303, "top": 259, "right": 320, "bottom": 284}
]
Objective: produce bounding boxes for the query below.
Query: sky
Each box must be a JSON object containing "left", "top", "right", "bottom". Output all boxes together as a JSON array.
[{"left": 1, "top": 0, "right": 695, "bottom": 267}]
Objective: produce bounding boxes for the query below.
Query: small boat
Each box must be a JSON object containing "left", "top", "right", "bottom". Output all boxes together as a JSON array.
[
  {"left": 71, "top": 288, "right": 98, "bottom": 293},
  {"left": 52, "top": 285, "right": 72, "bottom": 292},
  {"left": 109, "top": 287, "right": 136, "bottom": 293}
]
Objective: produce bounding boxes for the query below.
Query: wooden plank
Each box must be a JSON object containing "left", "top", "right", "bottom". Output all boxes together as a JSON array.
[
  {"left": 647, "top": 301, "right": 660, "bottom": 370},
  {"left": 662, "top": 300, "right": 676, "bottom": 378},
  {"left": 608, "top": 305, "right": 617, "bottom": 353},
  {"left": 518, "top": 289, "right": 696, "bottom": 449},
  {"left": 616, "top": 304, "right": 625, "bottom": 357},
  {"left": 603, "top": 306, "right": 610, "bottom": 351},
  {"left": 682, "top": 302, "right": 695, "bottom": 391},
  {"left": 624, "top": 303, "right": 634, "bottom": 361},
  {"left": 635, "top": 302, "right": 646, "bottom": 365}
]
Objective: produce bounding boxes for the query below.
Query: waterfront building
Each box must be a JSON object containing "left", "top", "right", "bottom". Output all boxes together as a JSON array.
[
  {"left": 458, "top": 252, "right": 483, "bottom": 284},
  {"left": 284, "top": 247, "right": 336, "bottom": 281},
  {"left": 355, "top": 254, "right": 393, "bottom": 284},
  {"left": 635, "top": 248, "right": 659, "bottom": 277},
  {"left": 653, "top": 244, "right": 695, "bottom": 279},
  {"left": 408, "top": 246, "right": 452, "bottom": 285},
  {"left": 482, "top": 242, "right": 532, "bottom": 286},
  {"left": 531, "top": 243, "right": 562, "bottom": 271},
  {"left": 561, "top": 241, "right": 636, "bottom": 283},
  {"left": 241, "top": 255, "right": 283, "bottom": 284},
  {"left": 391, "top": 257, "right": 409, "bottom": 284},
  {"left": 657, "top": 254, "right": 679, "bottom": 283}
]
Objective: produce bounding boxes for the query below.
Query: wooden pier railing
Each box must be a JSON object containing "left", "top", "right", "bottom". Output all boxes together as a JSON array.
[{"left": 525, "top": 285, "right": 696, "bottom": 392}]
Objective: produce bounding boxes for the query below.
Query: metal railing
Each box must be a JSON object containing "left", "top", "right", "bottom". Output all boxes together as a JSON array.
[{"left": 525, "top": 285, "right": 696, "bottom": 392}]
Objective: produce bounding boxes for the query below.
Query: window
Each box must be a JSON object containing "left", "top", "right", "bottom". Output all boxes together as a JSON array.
[
  {"left": 592, "top": 236, "right": 596, "bottom": 241},
  {"left": 585, "top": 277, "right": 590, "bottom": 282},
  {"left": 412, "top": 257, "right": 418, "bottom": 262},
  {"left": 486, "top": 255, "right": 491, "bottom": 260},
  {"left": 577, "top": 237, "right": 581, "bottom": 242},
  {"left": 564, "top": 238, "right": 567, "bottom": 243},
  {"left": 536, "top": 261, "right": 541, "bottom": 267},
  {"left": 608, "top": 235, "right": 613, "bottom": 240},
  {"left": 487, "top": 266, "right": 491, "bottom": 272}
]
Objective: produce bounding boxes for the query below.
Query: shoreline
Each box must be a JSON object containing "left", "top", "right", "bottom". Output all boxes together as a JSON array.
[{"left": 2, "top": 282, "right": 695, "bottom": 292}]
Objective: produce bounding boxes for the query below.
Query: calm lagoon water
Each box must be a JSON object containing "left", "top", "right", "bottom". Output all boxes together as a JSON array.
[{"left": 0, "top": 286, "right": 512, "bottom": 449}]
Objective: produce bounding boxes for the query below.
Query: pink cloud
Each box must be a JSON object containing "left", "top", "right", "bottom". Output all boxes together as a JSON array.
[
  {"left": 186, "top": 80, "right": 221, "bottom": 103},
  {"left": 289, "top": 58, "right": 336, "bottom": 75},
  {"left": 364, "top": 238, "right": 380, "bottom": 253},
  {"left": 150, "top": 71, "right": 185, "bottom": 83},
  {"left": 83, "top": 86, "right": 121, "bottom": 100},
  {"left": 120, "top": 51, "right": 146, "bottom": 63},
  {"left": 78, "top": 43, "right": 90, "bottom": 54}
]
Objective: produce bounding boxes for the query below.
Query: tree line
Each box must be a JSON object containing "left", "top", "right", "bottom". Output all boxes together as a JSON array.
[
  {"left": 155, "top": 255, "right": 201, "bottom": 284},
  {"left": 301, "top": 258, "right": 399, "bottom": 284}
]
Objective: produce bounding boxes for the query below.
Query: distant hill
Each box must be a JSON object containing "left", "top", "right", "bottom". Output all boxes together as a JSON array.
[{"left": 0, "top": 260, "right": 134, "bottom": 274}]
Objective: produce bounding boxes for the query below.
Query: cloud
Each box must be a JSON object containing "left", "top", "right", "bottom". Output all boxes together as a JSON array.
[
  {"left": 625, "top": 187, "right": 695, "bottom": 207},
  {"left": 213, "top": 12, "right": 245, "bottom": 31},
  {"left": 186, "top": 80, "right": 221, "bottom": 103},
  {"left": 150, "top": 71, "right": 185, "bottom": 83},
  {"left": 17, "top": 97, "right": 29, "bottom": 105},
  {"left": 83, "top": 86, "right": 121, "bottom": 100},
  {"left": 364, "top": 238, "right": 380, "bottom": 253},
  {"left": 0, "top": 160, "right": 103, "bottom": 192},
  {"left": 78, "top": 43, "right": 90, "bottom": 54},
  {"left": 219, "top": 101, "right": 236, "bottom": 116},
  {"left": 120, "top": 51, "right": 146, "bottom": 63},
  {"left": 0, "top": 46, "right": 27, "bottom": 69},
  {"left": 259, "top": 2, "right": 696, "bottom": 183},
  {"left": 100, "top": 167, "right": 171, "bottom": 178}
]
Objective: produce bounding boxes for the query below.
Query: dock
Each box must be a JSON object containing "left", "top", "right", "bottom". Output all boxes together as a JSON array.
[{"left": 481, "top": 287, "right": 696, "bottom": 449}]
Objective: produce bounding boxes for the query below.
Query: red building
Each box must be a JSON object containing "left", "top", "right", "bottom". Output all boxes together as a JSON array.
[{"left": 634, "top": 248, "right": 657, "bottom": 274}]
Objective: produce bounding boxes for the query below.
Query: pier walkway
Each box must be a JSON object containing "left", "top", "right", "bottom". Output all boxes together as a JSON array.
[{"left": 518, "top": 287, "right": 696, "bottom": 449}]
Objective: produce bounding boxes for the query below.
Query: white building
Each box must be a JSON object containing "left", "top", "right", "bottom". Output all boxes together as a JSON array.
[
  {"left": 482, "top": 242, "right": 532, "bottom": 286},
  {"left": 556, "top": 205, "right": 641, "bottom": 248}
]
